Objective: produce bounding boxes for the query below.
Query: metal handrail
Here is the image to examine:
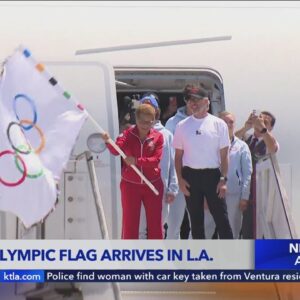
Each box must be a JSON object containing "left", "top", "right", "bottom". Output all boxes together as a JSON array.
[
  {"left": 256, "top": 154, "right": 297, "bottom": 239},
  {"left": 268, "top": 154, "right": 297, "bottom": 238},
  {"left": 83, "top": 151, "right": 122, "bottom": 300}
]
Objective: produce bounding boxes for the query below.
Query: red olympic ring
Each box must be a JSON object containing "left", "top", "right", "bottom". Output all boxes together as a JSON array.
[{"left": 0, "top": 150, "right": 27, "bottom": 187}]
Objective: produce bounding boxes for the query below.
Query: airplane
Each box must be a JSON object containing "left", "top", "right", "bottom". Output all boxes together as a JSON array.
[{"left": 0, "top": 1, "right": 300, "bottom": 300}]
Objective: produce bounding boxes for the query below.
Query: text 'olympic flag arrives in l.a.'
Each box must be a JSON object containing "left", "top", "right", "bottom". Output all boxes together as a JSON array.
[{"left": 0, "top": 46, "right": 87, "bottom": 228}]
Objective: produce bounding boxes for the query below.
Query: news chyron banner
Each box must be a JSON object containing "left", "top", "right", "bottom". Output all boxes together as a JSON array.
[{"left": 1, "top": 240, "right": 300, "bottom": 283}]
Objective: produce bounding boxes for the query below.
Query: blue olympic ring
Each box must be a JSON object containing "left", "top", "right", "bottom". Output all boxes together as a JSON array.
[{"left": 13, "top": 94, "right": 37, "bottom": 131}]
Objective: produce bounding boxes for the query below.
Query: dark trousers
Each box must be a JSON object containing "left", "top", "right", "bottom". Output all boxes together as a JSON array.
[
  {"left": 180, "top": 209, "right": 190, "bottom": 239},
  {"left": 182, "top": 167, "right": 233, "bottom": 239},
  {"left": 241, "top": 201, "right": 254, "bottom": 239}
]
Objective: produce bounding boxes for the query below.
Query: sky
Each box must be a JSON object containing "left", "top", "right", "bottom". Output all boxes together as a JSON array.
[{"left": 0, "top": 1, "right": 299, "bottom": 233}]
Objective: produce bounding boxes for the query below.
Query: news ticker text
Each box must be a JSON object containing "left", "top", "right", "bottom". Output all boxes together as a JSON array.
[{"left": 2, "top": 270, "right": 300, "bottom": 283}]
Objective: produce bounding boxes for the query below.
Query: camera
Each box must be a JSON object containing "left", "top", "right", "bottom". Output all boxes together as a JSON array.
[{"left": 252, "top": 109, "right": 261, "bottom": 117}]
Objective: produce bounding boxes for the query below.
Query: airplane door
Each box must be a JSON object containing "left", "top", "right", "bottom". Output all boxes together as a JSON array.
[
  {"left": 44, "top": 61, "right": 121, "bottom": 240},
  {"left": 12, "top": 61, "right": 122, "bottom": 300}
]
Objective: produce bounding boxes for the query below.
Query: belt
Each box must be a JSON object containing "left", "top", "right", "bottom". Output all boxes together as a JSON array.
[{"left": 183, "top": 166, "right": 219, "bottom": 171}]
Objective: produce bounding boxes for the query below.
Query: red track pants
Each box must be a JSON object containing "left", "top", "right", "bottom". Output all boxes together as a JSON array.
[{"left": 120, "top": 179, "right": 164, "bottom": 239}]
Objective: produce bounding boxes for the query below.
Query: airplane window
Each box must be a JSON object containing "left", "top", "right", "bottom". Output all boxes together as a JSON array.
[{"left": 87, "top": 133, "right": 107, "bottom": 154}]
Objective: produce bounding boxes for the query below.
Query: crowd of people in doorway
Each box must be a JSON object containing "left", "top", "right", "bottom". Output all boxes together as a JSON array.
[{"left": 100, "top": 84, "right": 279, "bottom": 240}]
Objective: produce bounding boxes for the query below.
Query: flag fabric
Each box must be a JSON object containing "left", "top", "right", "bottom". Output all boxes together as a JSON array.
[{"left": 0, "top": 46, "right": 87, "bottom": 228}]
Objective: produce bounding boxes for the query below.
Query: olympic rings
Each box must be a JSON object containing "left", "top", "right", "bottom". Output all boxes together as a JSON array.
[
  {"left": 7, "top": 122, "right": 32, "bottom": 155},
  {"left": 1, "top": 94, "right": 46, "bottom": 187},
  {"left": 20, "top": 119, "right": 46, "bottom": 154},
  {"left": 13, "top": 94, "right": 37, "bottom": 130},
  {"left": 0, "top": 150, "right": 27, "bottom": 187},
  {"left": 14, "top": 145, "right": 44, "bottom": 179}
]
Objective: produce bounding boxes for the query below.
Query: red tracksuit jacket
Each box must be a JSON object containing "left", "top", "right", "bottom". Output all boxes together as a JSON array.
[{"left": 106, "top": 125, "right": 164, "bottom": 184}]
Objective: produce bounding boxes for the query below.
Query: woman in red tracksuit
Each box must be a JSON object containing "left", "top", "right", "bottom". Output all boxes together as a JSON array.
[{"left": 100, "top": 104, "right": 164, "bottom": 239}]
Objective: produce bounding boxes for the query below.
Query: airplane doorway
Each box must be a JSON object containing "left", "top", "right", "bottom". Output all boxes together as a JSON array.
[{"left": 115, "top": 67, "right": 224, "bottom": 133}]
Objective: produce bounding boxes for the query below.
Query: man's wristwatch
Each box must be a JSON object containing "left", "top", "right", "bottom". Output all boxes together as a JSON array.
[
  {"left": 219, "top": 176, "right": 228, "bottom": 183},
  {"left": 260, "top": 127, "right": 267, "bottom": 134}
]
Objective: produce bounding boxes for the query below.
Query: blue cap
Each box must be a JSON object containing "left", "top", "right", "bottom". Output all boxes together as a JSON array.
[{"left": 139, "top": 95, "right": 159, "bottom": 109}]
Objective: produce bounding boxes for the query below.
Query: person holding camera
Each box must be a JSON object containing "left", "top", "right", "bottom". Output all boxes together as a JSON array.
[
  {"left": 235, "top": 110, "right": 279, "bottom": 238},
  {"left": 173, "top": 85, "right": 233, "bottom": 239}
]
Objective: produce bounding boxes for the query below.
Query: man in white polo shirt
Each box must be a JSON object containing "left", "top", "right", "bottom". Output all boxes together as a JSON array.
[{"left": 173, "top": 85, "right": 233, "bottom": 239}]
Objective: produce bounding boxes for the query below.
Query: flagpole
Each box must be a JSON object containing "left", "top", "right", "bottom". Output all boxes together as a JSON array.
[{"left": 87, "top": 113, "right": 159, "bottom": 196}]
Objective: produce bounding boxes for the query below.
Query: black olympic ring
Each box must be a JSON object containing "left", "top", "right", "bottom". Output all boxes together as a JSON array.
[{"left": 6, "top": 122, "right": 32, "bottom": 155}]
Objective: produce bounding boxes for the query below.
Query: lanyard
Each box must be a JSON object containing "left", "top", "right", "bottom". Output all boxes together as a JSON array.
[{"left": 229, "top": 136, "right": 237, "bottom": 152}]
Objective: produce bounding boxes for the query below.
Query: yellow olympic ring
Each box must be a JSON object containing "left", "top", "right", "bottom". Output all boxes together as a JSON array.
[{"left": 20, "top": 119, "right": 46, "bottom": 154}]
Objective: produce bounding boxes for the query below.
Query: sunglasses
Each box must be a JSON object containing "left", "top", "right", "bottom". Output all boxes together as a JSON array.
[{"left": 185, "top": 95, "right": 205, "bottom": 102}]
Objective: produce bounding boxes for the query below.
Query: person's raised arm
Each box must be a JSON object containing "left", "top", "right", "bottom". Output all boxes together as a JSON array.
[
  {"left": 235, "top": 113, "right": 254, "bottom": 140},
  {"left": 100, "top": 131, "right": 128, "bottom": 156},
  {"left": 253, "top": 116, "right": 278, "bottom": 154}
]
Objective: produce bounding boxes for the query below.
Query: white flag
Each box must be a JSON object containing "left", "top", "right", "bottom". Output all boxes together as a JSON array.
[{"left": 0, "top": 46, "right": 87, "bottom": 228}]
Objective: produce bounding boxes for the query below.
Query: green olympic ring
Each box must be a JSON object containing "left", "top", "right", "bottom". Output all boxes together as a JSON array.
[{"left": 14, "top": 145, "right": 44, "bottom": 179}]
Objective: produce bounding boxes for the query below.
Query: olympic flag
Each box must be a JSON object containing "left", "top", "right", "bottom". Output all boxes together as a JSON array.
[{"left": 0, "top": 46, "right": 87, "bottom": 228}]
